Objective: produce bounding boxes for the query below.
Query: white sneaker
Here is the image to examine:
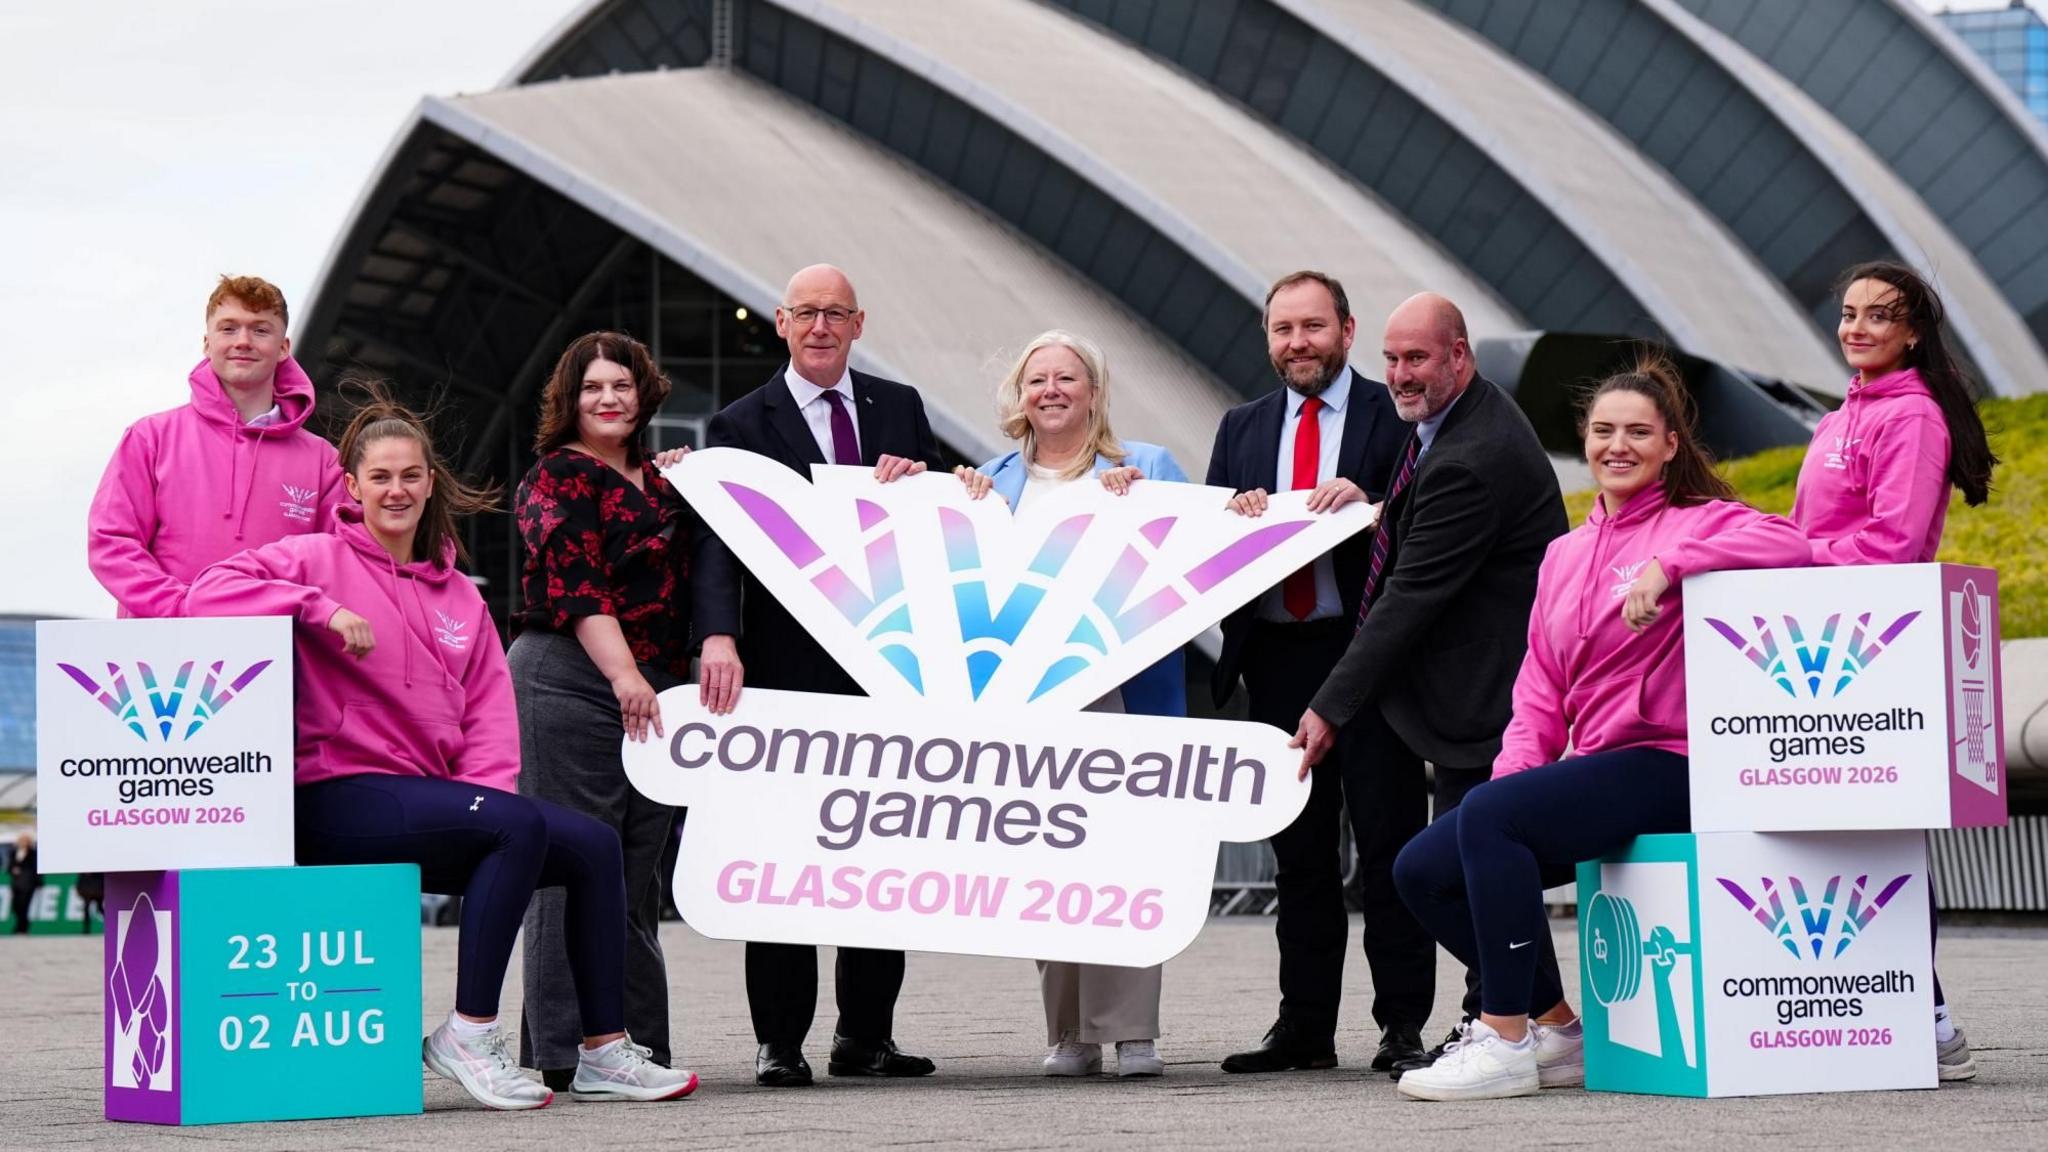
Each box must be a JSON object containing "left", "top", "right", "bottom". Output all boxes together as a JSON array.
[
  {"left": 1396, "top": 1020, "right": 1539, "bottom": 1102},
  {"left": 423, "top": 1019, "right": 554, "bottom": 1110},
  {"left": 1043, "top": 1031, "right": 1102, "bottom": 1076},
  {"left": 571, "top": 1034, "right": 701, "bottom": 1101},
  {"left": 1531, "top": 1020, "right": 1584, "bottom": 1088},
  {"left": 1116, "top": 1039, "right": 1165, "bottom": 1078},
  {"left": 1937, "top": 1027, "right": 1978, "bottom": 1082}
]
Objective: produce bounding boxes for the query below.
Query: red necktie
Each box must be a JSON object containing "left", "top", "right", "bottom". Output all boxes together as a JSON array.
[{"left": 1282, "top": 397, "right": 1324, "bottom": 620}]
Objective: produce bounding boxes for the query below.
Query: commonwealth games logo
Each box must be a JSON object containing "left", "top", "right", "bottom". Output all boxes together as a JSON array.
[
  {"left": 1716, "top": 873, "right": 1913, "bottom": 960},
  {"left": 58, "top": 658, "right": 273, "bottom": 742},
  {"left": 1704, "top": 610, "right": 1919, "bottom": 698}
]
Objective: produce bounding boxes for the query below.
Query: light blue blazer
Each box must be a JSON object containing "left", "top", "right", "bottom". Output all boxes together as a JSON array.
[{"left": 977, "top": 441, "right": 1189, "bottom": 718}]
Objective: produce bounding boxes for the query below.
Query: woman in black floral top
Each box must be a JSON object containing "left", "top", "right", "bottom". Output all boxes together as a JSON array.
[{"left": 507, "top": 330, "right": 735, "bottom": 1087}]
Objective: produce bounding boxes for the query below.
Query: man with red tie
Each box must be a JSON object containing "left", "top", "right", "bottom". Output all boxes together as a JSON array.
[{"left": 1206, "top": 272, "right": 1419, "bottom": 1076}]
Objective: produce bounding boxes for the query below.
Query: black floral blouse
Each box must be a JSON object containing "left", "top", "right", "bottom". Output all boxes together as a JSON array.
[{"left": 515, "top": 447, "right": 690, "bottom": 678}]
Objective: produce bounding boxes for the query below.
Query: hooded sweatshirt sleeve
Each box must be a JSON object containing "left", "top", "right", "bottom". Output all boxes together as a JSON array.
[
  {"left": 452, "top": 620, "right": 522, "bottom": 793},
  {"left": 1657, "top": 502, "right": 1813, "bottom": 584},
  {"left": 1809, "top": 410, "right": 1950, "bottom": 567},
  {"left": 182, "top": 542, "right": 344, "bottom": 629},
  {"left": 314, "top": 443, "right": 350, "bottom": 527},
  {"left": 1494, "top": 557, "right": 1570, "bottom": 777},
  {"left": 87, "top": 424, "right": 186, "bottom": 618}
]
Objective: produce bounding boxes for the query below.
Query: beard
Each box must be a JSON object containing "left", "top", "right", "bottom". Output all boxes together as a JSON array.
[{"left": 1271, "top": 345, "right": 1347, "bottom": 397}]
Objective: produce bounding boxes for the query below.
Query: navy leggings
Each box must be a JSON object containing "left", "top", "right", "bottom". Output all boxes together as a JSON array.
[
  {"left": 296, "top": 774, "right": 627, "bottom": 1034},
  {"left": 1394, "top": 748, "right": 1690, "bottom": 1018}
]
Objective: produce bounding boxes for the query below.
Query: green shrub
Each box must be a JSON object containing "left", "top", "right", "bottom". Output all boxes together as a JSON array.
[{"left": 1560, "top": 396, "right": 2048, "bottom": 636}]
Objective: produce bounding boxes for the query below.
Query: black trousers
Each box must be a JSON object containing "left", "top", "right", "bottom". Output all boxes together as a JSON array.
[
  {"left": 746, "top": 942, "right": 905, "bottom": 1046},
  {"left": 1243, "top": 620, "right": 1452, "bottom": 1037}
]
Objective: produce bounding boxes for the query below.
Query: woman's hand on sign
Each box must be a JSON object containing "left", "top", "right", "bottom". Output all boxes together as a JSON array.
[
  {"left": 653, "top": 446, "right": 691, "bottom": 470},
  {"left": 952, "top": 466, "right": 995, "bottom": 500},
  {"left": 1099, "top": 466, "right": 1144, "bottom": 495},
  {"left": 328, "top": 607, "right": 375, "bottom": 658},
  {"left": 1288, "top": 708, "right": 1336, "bottom": 781},
  {"left": 698, "top": 634, "right": 744, "bottom": 715},
  {"left": 612, "top": 669, "right": 666, "bottom": 742},
  {"left": 1622, "top": 558, "right": 1670, "bottom": 633}
]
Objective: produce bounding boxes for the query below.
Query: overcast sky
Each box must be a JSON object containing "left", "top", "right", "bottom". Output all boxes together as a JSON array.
[{"left": 0, "top": 0, "right": 2036, "bottom": 620}]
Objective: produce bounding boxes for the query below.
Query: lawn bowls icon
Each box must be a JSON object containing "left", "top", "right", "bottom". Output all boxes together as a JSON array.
[
  {"left": 108, "top": 891, "right": 170, "bottom": 1089},
  {"left": 1584, "top": 891, "right": 1696, "bottom": 1067}
]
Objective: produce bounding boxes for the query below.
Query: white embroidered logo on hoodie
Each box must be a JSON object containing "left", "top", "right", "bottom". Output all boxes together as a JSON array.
[
  {"left": 280, "top": 483, "right": 317, "bottom": 523},
  {"left": 1824, "top": 435, "right": 1860, "bottom": 471},
  {"left": 434, "top": 611, "right": 469, "bottom": 651},
  {"left": 1609, "top": 560, "right": 1648, "bottom": 599}
]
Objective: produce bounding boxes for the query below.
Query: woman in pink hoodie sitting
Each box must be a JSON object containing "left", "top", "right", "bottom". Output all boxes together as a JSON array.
[
  {"left": 1390, "top": 357, "right": 1810, "bottom": 1102},
  {"left": 1794, "top": 261, "right": 1998, "bottom": 1082},
  {"left": 183, "top": 387, "right": 698, "bottom": 1111}
]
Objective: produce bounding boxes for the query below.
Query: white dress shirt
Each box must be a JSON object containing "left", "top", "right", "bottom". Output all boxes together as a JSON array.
[
  {"left": 784, "top": 364, "right": 861, "bottom": 463},
  {"left": 1256, "top": 366, "right": 1353, "bottom": 622}
]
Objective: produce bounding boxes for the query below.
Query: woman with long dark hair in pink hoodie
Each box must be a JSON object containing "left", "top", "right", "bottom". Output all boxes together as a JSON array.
[
  {"left": 1390, "top": 357, "right": 1810, "bottom": 1102},
  {"left": 182, "top": 386, "right": 698, "bottom": 1111},
  {"left": 1795, "top": 261, "right": 1998, "bottom": 1082}
]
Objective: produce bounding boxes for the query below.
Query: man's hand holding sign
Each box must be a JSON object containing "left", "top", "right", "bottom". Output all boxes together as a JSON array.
[{"left": 628, "top": 447, "right": 1374, "bottom": 966}]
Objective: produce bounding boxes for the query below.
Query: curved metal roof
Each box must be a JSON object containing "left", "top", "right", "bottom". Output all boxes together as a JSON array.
[
  {"left": 1681, "top": 0, "right": 2048, "bottom": 350},
  {"left": 1278, "top": 0, "right": 1845, "bottom": 391},
  {"left": 768, "top": 0, "right": 1523, "bottom": 340},
  {"left": 425, "top": 66, "right": 1241, "bottom": 477}
]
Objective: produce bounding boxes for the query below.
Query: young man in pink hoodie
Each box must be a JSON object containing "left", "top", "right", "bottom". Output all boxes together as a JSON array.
[
  {"left": 183, "top": 389, "right": 698, "bottom": 1111},
  {"left": 88, "top": 276, "right": 348, "bottom": 617},
  {"left": 1794, "top": 261, "right": 1999, "bottom": 1082},
  {"left": 1390, "top": 358, "right": 1810, "bottom": 1102}
]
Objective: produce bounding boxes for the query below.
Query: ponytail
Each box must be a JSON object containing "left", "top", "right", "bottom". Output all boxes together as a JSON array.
[
  {"left": 334, "top": 377, "right": 501, "bottom": 566},
  {"left": 1579, "top": 351, "right": 1736, "bottom": 508}
]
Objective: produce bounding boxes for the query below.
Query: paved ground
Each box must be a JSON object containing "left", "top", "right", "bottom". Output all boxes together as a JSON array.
[{"left": 5, "top": 916, "right": 2045, "bottom": 1149}]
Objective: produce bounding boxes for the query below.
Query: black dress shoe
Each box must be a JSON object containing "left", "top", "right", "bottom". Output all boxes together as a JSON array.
[
  {"left": 827, "top": 1035, "right": 936, "bottom": 1077},
  {"left": 1390, "top": 1024, "right": 1468, "bottom": 1081},
  {"left": 1220, "top": 1021, "right": 1338, "bottom": 1073},
  {"left": 1371, "top": 1025, "right": 1426, "bottom": 1073},
  {"left": 755, "top": 1042, "right": 814, "bottom": 1086}
]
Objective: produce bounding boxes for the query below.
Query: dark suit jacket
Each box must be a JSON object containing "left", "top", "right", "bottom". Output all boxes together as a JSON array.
[
  {"left": 1307, "top": 376, "right": 1566, "bottom": 767},
  {"left": 691, "top": 366, "right": 945, "bottom": 695},
  {"left": 1204, "top": 373, "right": 1407, "bottom": 708}
]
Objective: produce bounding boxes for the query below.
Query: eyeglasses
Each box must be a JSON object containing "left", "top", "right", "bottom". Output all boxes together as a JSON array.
[{"left": 782, "top": 305, "right": 857, "bottom": 328}]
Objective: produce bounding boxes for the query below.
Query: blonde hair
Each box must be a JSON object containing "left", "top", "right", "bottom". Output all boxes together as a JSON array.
[{"left": 995, "top": 330, "right": 1126, "bottom": 481}]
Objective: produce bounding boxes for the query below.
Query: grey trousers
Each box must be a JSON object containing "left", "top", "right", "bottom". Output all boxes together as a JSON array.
[
  {"left": 509, "top": 630, "right": 678, "bottom": 1070},
  {"left": 1037, "top": 960, "right": 1163, "bottom": 1045}
]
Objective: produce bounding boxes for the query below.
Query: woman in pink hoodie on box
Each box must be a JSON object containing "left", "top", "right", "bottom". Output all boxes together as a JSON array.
[
  {"left": 1794, "top": 261, "right": 1998, "bottom": 1082},
  {"left": 1391, "top": 357, "right": 1810, "bottom": 1103},
  {"left": 183, "top": 387, "right": 697, "bottom": 1112}
]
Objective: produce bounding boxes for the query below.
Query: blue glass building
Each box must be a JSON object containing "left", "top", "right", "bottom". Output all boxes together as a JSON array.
[{"left": 1942, "top": 1, "right": 2048, "bottom": 123}]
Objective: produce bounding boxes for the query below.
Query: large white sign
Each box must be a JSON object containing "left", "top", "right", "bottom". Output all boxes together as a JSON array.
[
  {"left": 626, "top": 688, "right": 1303, "bottom": 966},
  {"left": 1683, "top": 563, "right": 2005, "bottom": 832},
  {"left": 37, "top": 617, "right": 294, "bottom": 871},
  {"left": 647, "top": 449, "right": 1372, "bottom": 962}
]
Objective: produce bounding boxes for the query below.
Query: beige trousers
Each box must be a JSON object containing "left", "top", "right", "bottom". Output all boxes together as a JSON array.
[{"left": 1036, "top": 959, "right": 1163, "bottom": 1045}]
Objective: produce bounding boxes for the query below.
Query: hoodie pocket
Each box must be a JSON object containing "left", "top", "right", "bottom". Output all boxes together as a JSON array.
[{"left": 336, "top": 700, "right": 463, "bottom": 777}]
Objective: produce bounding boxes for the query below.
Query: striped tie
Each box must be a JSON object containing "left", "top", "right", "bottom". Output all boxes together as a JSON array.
[{"left": 1355, "top": 433, "right": 1420, "bottom": 630}]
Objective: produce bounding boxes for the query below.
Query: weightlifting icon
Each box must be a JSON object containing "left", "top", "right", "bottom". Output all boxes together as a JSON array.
[{"left": 1583, "top": 891, "right": 1696, "bottom": 1067}]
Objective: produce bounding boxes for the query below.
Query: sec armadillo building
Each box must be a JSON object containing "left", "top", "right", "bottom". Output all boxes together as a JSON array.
[{"left": 297, "top": 0, "right": 2048, "bottom": 627}]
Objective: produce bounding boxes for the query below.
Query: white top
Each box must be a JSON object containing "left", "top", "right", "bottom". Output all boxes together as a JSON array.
[
  {"left": 1256, "top": 366, "right": 1353, "bottom": 622},
  {"left": 784, "top": 364, "right": 860, "bottom": 464}
]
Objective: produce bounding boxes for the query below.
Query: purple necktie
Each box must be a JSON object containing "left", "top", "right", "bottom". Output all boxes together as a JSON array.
[
  {"left": 1356, "top": 433, "right": 1420, "bottom": 629},
  {"left": 820, "top": 387, "right": 860, "bottom": 466}
]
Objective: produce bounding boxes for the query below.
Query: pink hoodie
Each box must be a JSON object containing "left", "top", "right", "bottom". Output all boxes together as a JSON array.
[
  {"left": 89, "top": 357, "right": 348, "bottom": 617},
  {"left": 181, "top": 506, "right": 519, "bottom": 793},
  {"left": 1494, "top": 486, "right": 1810, "bottom": 776},
  {"left": 1791, "top": 367, "right": 1951, "bottom": 565}
]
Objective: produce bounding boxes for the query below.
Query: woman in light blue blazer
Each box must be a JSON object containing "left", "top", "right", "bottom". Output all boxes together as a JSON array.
[{"left": 956, "top": 329, "right": 1188, "bottom": 1078}]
